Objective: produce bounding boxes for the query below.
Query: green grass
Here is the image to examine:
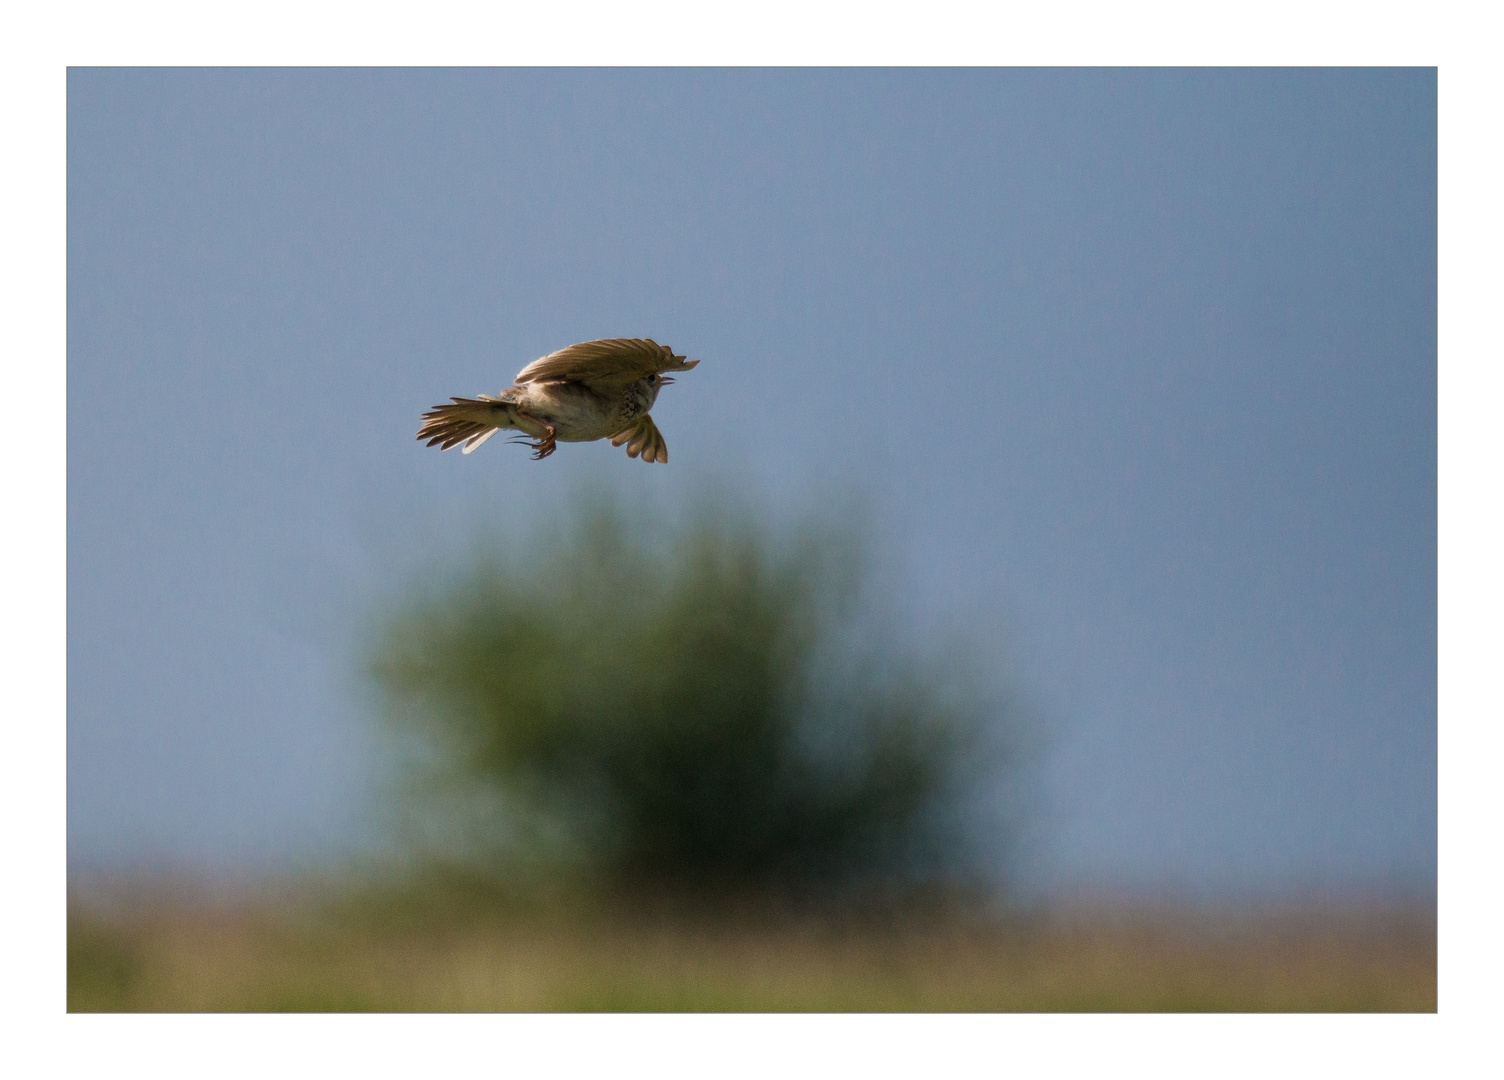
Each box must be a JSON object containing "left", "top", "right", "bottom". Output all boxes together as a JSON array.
[{"left": 67, "top": 884, "right": 1435, "bottom": 1013}]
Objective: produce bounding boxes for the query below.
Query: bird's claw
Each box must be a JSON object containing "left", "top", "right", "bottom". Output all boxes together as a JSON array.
[{"left": 507, "top": 424, "right": 557, "bottom": 460}]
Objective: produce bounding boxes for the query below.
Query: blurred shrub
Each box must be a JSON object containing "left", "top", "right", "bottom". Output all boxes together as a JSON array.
[{"left": 369, "top": 494, "right": 1016, "bottom": 898}]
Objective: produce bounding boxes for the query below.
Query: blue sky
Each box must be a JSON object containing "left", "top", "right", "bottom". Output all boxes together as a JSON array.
[{"left": 66, "top": 68, "right": 1436, "bottom": 896}]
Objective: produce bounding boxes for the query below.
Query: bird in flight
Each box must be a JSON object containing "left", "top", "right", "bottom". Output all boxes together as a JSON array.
[{"left": 417, "top": 338, "right": 699, "bottom": 464}]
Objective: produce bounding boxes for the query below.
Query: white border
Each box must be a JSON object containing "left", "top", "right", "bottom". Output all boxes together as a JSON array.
[{"left": 10, "top": 2, "right": 1492, "bottom": 1075}]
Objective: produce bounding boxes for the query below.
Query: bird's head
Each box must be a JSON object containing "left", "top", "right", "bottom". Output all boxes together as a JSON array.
[{"left": 640, "top": 357, "right": 698, "bottom": 405}]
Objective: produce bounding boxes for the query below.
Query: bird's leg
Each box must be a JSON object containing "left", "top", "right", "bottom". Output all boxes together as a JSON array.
[{"left": 513, "top": 408, "right": 557, "bottom": 460}]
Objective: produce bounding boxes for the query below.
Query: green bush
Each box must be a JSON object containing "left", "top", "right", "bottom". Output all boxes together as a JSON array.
[{"left": 369, "top": 495, "right": 1015, "bottom": 898}]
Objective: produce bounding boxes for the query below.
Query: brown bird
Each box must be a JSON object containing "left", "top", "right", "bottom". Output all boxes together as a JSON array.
[{"left": 417, "top": 338, "right": 700, "bottom": 463}]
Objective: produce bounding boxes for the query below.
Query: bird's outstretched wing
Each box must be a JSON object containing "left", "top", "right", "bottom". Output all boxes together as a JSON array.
[
  {"left": 513, "top": 338, "right": 699, "bottom": 390},
  {"left": 610, "top": 414, "right": 669, "bottom": 464}
]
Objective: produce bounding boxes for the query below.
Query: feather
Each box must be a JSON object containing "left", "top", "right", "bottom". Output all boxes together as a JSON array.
[
  {"left": 417, "top": 396, "right": 519, "bottom": 451},
  {"left": 462, "top": 428, "right": 499, "bottom": 454},
  {"left": 513, "top": 338, "right": 699, "bottom": 390},
  {"left": 607, "top": 415, "right": 669, "bottom": 464}
]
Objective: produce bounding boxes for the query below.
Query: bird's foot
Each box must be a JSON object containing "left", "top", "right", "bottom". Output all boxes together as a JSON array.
[
  {"left": 505, "top": 433, "right": 557, "bottom": 459},
  {"left": 527, "top": 422, "right": 558, "bottom": 460},
  {"left": 511, "top": 412, "right": 558, "bottom": 461}
]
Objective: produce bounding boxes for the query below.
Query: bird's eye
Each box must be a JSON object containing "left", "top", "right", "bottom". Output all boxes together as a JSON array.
[{"left": 647, "top": 374, "right": 657, "bottom": 384}]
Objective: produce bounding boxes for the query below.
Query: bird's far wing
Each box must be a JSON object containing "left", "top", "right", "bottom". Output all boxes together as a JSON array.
[
  {"left": 609, "top": 414, "right": 669, "bottom": 464},
  {"left": 513, "top": 338, "right": 699, "bottom": 389}
]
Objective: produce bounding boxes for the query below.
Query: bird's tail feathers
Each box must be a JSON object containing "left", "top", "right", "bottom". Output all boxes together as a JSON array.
[
  {"left": 417, "top": 396, "right": 519, "bottom": 452},
  {"left": 461, "top": 428, "right": 500, "bottom": 454}
]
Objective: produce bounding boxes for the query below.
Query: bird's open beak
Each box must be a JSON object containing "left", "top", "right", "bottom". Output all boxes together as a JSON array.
[{"left": 658, "top": 375, "right": 676, "bottom": 385}]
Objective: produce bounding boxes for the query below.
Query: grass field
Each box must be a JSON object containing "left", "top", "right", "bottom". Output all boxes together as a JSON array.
[{"left": 67, "top": 881, "right": 1435, "bottom": 1013}]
